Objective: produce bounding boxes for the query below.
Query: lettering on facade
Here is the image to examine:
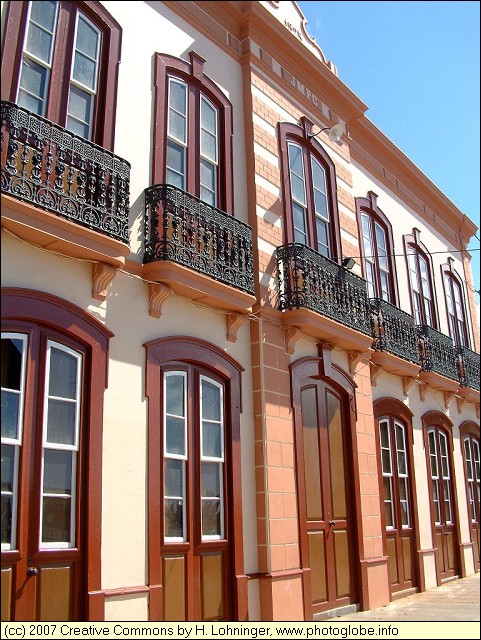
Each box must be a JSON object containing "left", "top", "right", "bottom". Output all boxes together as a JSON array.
[
  {"left": 290, "top": 75, "right": 319, "bottom": 108},
  {"left": 284, "top": 19, "right": 302, "bottom": 41}
]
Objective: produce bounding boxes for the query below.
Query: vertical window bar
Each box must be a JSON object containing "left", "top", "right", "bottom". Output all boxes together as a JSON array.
[
  {"left": 1, "top": 333, "right": 28, "bottom": 550},
  {"left": 40, "top": 341, "right": 81, "bottom": 548}
]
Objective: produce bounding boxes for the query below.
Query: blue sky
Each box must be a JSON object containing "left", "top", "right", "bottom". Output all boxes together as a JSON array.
[{"left": 297, "top": 1, "right": 480, "bottom": 302}]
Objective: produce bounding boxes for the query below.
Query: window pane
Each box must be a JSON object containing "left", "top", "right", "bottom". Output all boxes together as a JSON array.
[
  {"left": 73, "top": 52, "right": 97, "bottom": 90},
  {"left": 201, "top": 130, "right": 217, "bottom": 163},
  {"left": 166, "top": 140, "right": 185, "bottom": 189},
  {"left": 316, "top": 218, "right": 329, "bottom": 256},
  {"left": 30, "top": 0, "right": 57, "bottom": 34},
  {"left": 164, "top": 499, "right": 183, "bottom": 538},
  {"left": 18, "top": 59, "right": 48, "bottom": 114},
  {"left": 202, "top": 422, "right": 222, "bottom": 459},
  {"left": 202, "top": 499, "right": 221, "bottom": 536},
  {"left": 49, "top": 348, "right": 78, "bottom": 399},
  {"left": 26, "top": 0, "right": 57, "bottom": 62},
  {"left": 202, "top": 462, "right": 220, "bottom": 497},
  {"left": 1, "top": 338, "right": 24, "bottom": 391},
  {"left": 293, "top": 203, "right": 307, "bottom": 244},
  {"left": 314, "top": 190, "right": 328, "bottom": 220},
  {"left": 67, "top": 85, "right": 92, "bottom": 138},
  {"left": 379, "top": 421, "right": 389, "bottom": 448},
  {"left": 46, "top": 400, "right": 76, "bottom": 445},
  {"left": 1, "top": 392, "right": 20, "bottom": 440},
  {"left": 76, "top": 15, "right": 100, "bottom": 58},
  {"left": 200, "top": 159, "right": 216, "bottom": 205},
  {"left": 288, "top": 144, "right": 306, "bottom": 205},
  {"left": 42, "top": 496, "right": 71, "bottom": 543},
  {"left": 202, "top": 380, "right": 221, "bottom": 421},
  {"left": 165, "top": 416, "right": 185, "bottom": 456},
  {"left": 165, "top": 375, "right": 185, "bottom": 417},
  {"left": 382, "top": 448, "right": 391, "bottom": 474},
  {"left": 164, "top": 459, "right": 183, "bottom": 497},
  {"left": 1, "top": 495, "right": 13, "bottom": 545},
  {"left": 43, "top": 449, "right": 72, "bottom": 494},
  {"left": 169, "top": 80, "right": 187, "bottom": 117}
]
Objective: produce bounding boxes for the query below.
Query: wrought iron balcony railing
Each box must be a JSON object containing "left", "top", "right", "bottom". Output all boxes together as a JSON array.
[
  {"left": 457, "top": 345, "right": 480, "bottom": 391},
  {"left": 276, "top": 243, "right": 372, "bottom": 335},
  {"left": 370, "top": 298, "right": 419, "bottom": 363},
  {"left": 1, "top": 101, "right": 130, "bottom": 244},
  {"left": 417, "top": 324, "right": 459, "bottom": 381},
  {"left": 144, "top": 184, "right": 255, "bottom": 296}
]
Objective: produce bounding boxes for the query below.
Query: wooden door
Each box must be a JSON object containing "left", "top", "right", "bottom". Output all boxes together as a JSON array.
[
  {"left": 378, "top": 417, "right": 417, "bottom": 594},
  {"left": 462, "top": 434, "right": 480, "bottom": 573},
  {"left": 426, "top": 427, "right": 459, "bottom": 583},
  {"left": 1, "top": 331, "right": 85, "bottom": 621},
  {"left": 295, "top": 377, "right": 357, "bottom": 616},
  {"left": 160, "top": 369, "right": 232, "bottom": 621}
]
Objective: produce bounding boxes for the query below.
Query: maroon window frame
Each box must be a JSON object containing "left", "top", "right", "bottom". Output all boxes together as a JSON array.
[
  {"left": 153, "top": 51, "right": 234, "bottom": 215},
  {"left": 278, "top": 117, "right": 342, "bottom": 262},
  {"left": 1, "top": 1, "right": 122, "bottom": 150},
  {"left": 441, "top": 259, "right": 471, "bottom": 348},
  {"left": 403, "top": 228, "right": 438, "bottom": 328},
  {"left": 356, "top": 191, "right": 398, "bottom": 305}
]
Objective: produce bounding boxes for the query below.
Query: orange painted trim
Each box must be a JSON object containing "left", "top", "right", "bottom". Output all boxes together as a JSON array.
[
  {"left": 1, "top": 194, "right": 129, "bottom": 268},
  {"left": 370, "top": 351, "right": 421, "bottom": 378}
]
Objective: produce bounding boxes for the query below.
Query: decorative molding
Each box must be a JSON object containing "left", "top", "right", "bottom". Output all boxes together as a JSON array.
[
  {"left": 285, "top": 326, "right": 303, "bottom": 354},
  {"left": 369, "top": 362, "right": 382, "bottom": 387},
  {"left": 418, "top": 382, "right": 429, "bottom": 402},
  {"left": 226, "top": 312, "right": 247, "bottom": 343},
  {"left": 443, "top": 391, "right": 455, "bottom": 410},
  {"left": 348, "top": 350, "right": 369, "bottom": 375},
  {"left": 476, "top": 404, "right": 480, "bottom": 419},
  {"left": 148, "top": 283, "right": 171, "bottom": 318},
  {"left": 92, "top": 263, "right": 117, "bottom": 301},
  {"left": 402, "top": 376, "right": 416, "bottom": 396},
  {"left": 455, "top": 396, "right": 465, "bottom": 414}
]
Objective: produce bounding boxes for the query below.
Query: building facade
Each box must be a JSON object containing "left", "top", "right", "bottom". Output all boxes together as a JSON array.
[{"left": 1, "top": 0, "right": 479, "bottom": 622}]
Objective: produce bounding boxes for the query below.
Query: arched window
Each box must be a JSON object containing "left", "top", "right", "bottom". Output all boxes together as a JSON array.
[
  {"left": 356, "top": 192, "right": 397, "bottom": 303},
  {"left": 460, "top": 422, "right": 480, "bottom": 573},
  {"left": 153, "top": 51, "right": 234, "bottom": 213},
  {"left": 1, "top": 1, "right": 122, "bottom": 148},
  {"left": 403, "top": 228, "right": 438, "bottom": 328},
  {"left": 441, "top": 259, "right": 471, "bottom": 348},
  {"left": 144, "top": 337, "right": 246, "bottom": 621},
  {"left": 278, "top": 117, "right": 342, "bottom": 261},
  {"left": 1, "top": 288, "right": 111, "bottom": 620}
]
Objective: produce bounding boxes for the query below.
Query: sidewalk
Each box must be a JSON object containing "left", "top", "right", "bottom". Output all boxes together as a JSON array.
[{"left": 334, "top": 573, "right": 480, "bottom": 621}]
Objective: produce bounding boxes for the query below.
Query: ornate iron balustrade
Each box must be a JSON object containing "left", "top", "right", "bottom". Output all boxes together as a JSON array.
[
  {"left": 144, "top": 184, "right": 254, "bottom": 295},
  {"left": 458, "top": 345, "right": 480, "bottom": 391},
  {"left": 1, "top": 101, "right": 130, "bottom": 244},
  {"left": 417, "top": 324, "right": 459, "bottom": 381},
  {"left": 370, "top": 298, "right": 419, "bottom": 363},
  {"left": 276, "top": 242, "right": 371, "bottom": 335}
]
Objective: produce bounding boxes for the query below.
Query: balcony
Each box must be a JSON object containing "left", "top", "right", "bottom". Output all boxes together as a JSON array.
[
  {"left": 417, "top": 324, "right": 460, "bottom": 392},
  {"left": 143, "top": 184, "right": 255, "bottom": 317},
  {"left": 1, "top": 101, "right": 131, "bottom": 283},
  {"left": 370, "top": 298, "right": 421, "bottom": 377},
  {"left": 276, "top": 243, "right": 373, "bottom": 352},
  {"left": 457, "top": 345, "right": 481, "bottom": 402}
]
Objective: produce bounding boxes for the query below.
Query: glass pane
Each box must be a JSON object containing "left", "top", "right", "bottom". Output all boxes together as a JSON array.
[
  {"left": 202, "top": 462, "right": 220, "bottom": 498},
  {"left": 76, "top": 15, "right": 99, "bottom": 58},
  {"left": 316, "top": 218, "right": 329, "bottom": 255},
  {"left": 398, "top": 477, "right": 407, "bottom": 502},
  {"left": 201, "top": 130, "right": 217, "bottom": 163},
  {"left": 66, "top": 114, "right": 89, "bottom": 140},
  {"left": 1, "top": 338, "right": 24, "bottom": 390},
  {"left": 301, "top": 387, "right": 322, "bottom": 520},
  {"left": 311, "top": 159, "right": 326, "bottom": 196},
  {"left": 46, "top": 400, "right": 76, "bottom": 445},
  {"left": 169, "top": 111, "right": 187, "bottom": 143},
  {"left": 49, "top": 348, "right": 78, "bottom": 399},
  {"left": 42, "top": 496, "right": 71, "bottom": 543},
  {"left": 1, "top": 495, "right": 13, "bottom": 545},
  {"left": 397, "top": 450, "right": 406, "bottom": 475},
  {"left": 293, "top": 203, "right": 307, "bottom": 243},
  {"left": 1, "top": 391, "right": 20, "bottom": 440},
  {"left": 400, "top": 500, "right": 409, "bottom": 527},
  {"left": 384, "top": 501, "right": 393, "bottom": 528},
  {"left": 379, "top": 421, "right": 389, "bottom": 448},
  {"left": 27, "top": 1, "right": 57, "bottom": 62},
  {"left": 73, "top": 52, "right": 96, "bottom": 90},
  {"left": 165, "top": 416, "right": 185, "bottom": 456},
  {"left": 202, "top": 380, "right": 221, "bottom": 421},
  {"left": 43, "top": 449, "right": 72, "bottom": 494},
  {"left": 169, "top": 80, "right": 187, "bottom": 117},
  {"left": 166, "top": 141, "right": 185, "bottom": 188},
  {"left": 201, "top": 97, "right": 216, "bottom": 134},
  {"left": 383, "top": 476, "right": 393, "bottom": 503},
  {"left": 164, "top": 459, "right": 183, "bottom": 497},
  {"left": 67, "top": 85, "right": 92, "bottom": 129},
  {"left": 1, "top": 445, "right": 15, "bottom": 492},
  {"left": 165, "top": 375, "right": 185, "bottom": 417},
  {"left": 30, "top": 0, "right": 57, "bottom": 33},
  {"left": 202, "top": 422, "right": 221, "bottom": 459},
  {"left": 200, "top": 160, "right": 216, "bottom": 196},
  {"left": 314, "top": 190, "right": 328, "bottom": 219},
  {"left": 164, "top": 498, "right": 183, "bottom": 538},
  {"left": 18, "top": 59, "right": 48, "bottom": 113},
  {"left": 382, "top": 448, "right": 391, "bottom": 474},
  {"left": 202, "top": 499, "right": 221, "bottom": 536}
]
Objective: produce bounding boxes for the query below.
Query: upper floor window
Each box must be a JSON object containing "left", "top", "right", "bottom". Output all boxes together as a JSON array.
[
  {"left": 356, "top": 191, "right": 397, "bottom": 303},
  {"left": 278, "top": 118, "right": 342, "bottom": 261},
  {"left": 153, "top": 51, "right": 233, "bottom": 214},
  {"left": 404, "top": 229, "right": 438, "bottom": 328},
  {"left": 1, "top": 1, "right": 122, "bottom": 148},
  {"left": 442, "top": 260, "right": 470, "bottom": 348}
]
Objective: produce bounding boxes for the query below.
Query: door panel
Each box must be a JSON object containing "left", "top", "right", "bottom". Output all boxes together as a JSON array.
[{"left": 298, "top": 379, "right": 356, "bottom": 615}]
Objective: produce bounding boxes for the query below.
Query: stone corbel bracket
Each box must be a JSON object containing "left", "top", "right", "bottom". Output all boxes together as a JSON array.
[
  {"left": 226, "top": 312, "right": 247, "bottom": 343},
  {"left": 148, "top": 282, "right": 171, "bottom": 318},
  {"left": 285, "top": 326, "right": 303, "bottom": 354},
  {"left": 92, "top": 263, "right": 117, "bottom": 301}
]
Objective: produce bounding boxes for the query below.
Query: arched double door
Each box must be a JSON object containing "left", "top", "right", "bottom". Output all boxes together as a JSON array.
[{"left": 291, "top": 354, "right": 359, "bottom": 618}]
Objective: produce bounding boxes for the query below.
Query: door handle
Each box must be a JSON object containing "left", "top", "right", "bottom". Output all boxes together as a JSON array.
[
  {"left": 27, "top": 567, "right": 39, "bottom": 576},
  {"left": 329, "top": 520, "right": 336, "bottom": 526}
]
